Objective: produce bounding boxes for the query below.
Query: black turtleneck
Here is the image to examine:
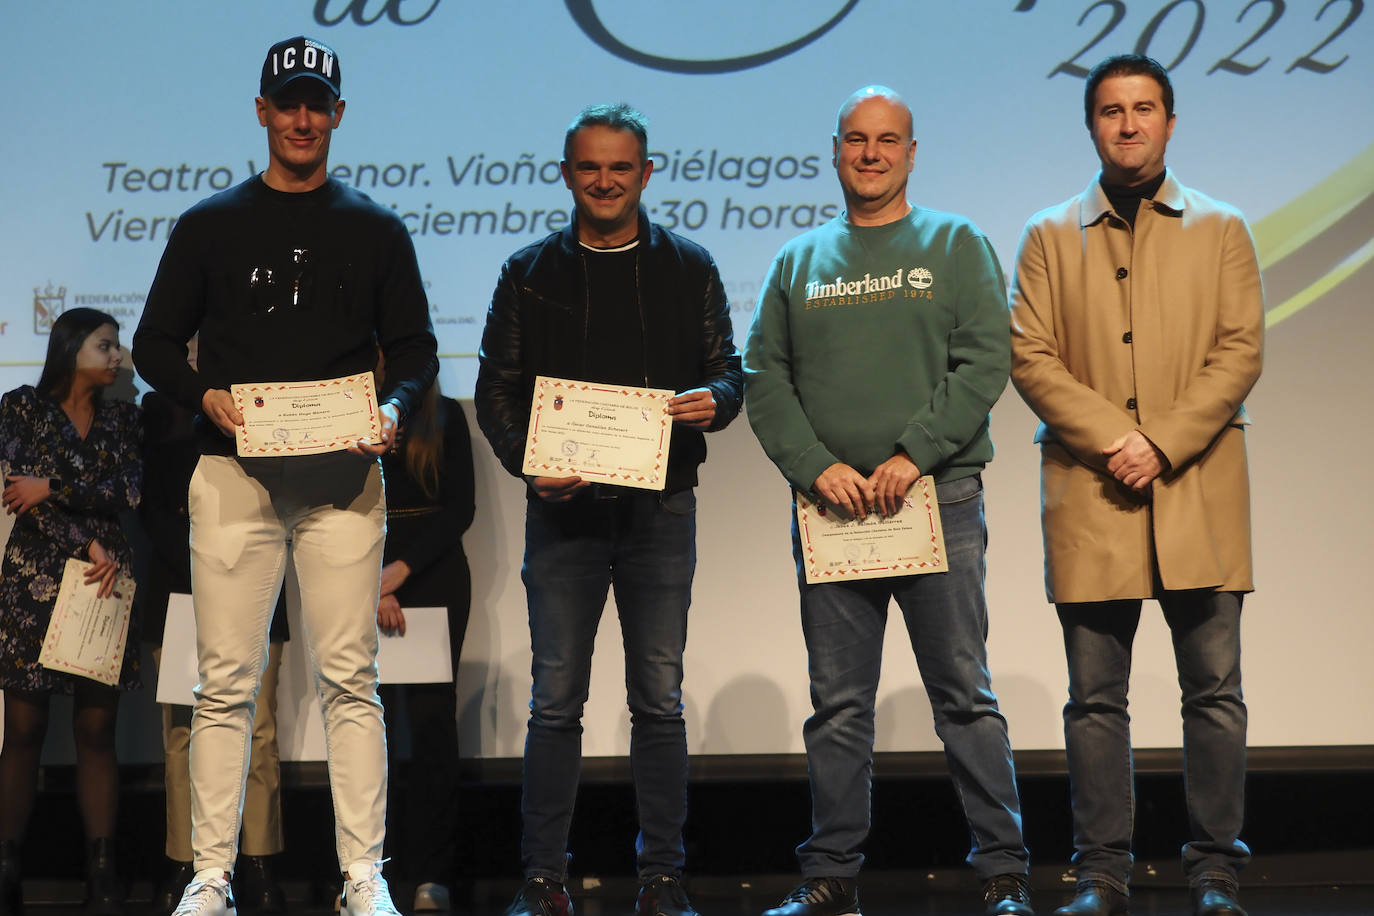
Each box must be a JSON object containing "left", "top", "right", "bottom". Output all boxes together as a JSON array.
[{"left": 1100, "top": 170, "right": 1167, "bottom": 229}]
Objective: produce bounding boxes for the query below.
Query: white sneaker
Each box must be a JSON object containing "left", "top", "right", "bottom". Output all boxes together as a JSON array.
[
  {"left": 413, "top": 881, "right": 451, "bottom": 912},
  {"left": 341, "top": 862, "right": 401, "bottom": 916},
  {"left": 171, "top": 870, "right": 235, "bottom": 916}
]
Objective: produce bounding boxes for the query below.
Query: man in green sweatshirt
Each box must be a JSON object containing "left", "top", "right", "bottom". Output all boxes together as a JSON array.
[{"left": 743, "top": 86, "right": 1033, "bottom": 916}]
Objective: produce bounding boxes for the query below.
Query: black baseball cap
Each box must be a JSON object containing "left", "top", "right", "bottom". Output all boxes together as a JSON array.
[{"left": 260, "top": 36, "right": 341, "bottom": 98}]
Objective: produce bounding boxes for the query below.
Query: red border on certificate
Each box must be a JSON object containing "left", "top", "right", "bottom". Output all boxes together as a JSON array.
[
  {"left": 233, "top": 373, "right": 379, "bottom": 456},
  {"left": 796, "top": 475, "right": 947, "bottom": 583},
  {"left": 522, "top": 376, "right": 674, "bottom": 490}
]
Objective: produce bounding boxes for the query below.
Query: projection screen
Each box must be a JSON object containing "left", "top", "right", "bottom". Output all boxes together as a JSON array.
[{"left": 1, "top": 1, "right": 1371, "bottom": 762}]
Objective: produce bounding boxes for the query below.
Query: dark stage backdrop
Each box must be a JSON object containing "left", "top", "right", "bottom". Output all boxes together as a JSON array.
[{"left": 1, "top": 1, "right": 1371, "bottom": 762}]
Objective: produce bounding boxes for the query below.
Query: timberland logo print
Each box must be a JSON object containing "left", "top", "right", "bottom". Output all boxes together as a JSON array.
[{"left": 804, "top": 266, "right": 935, "bottom": 309}]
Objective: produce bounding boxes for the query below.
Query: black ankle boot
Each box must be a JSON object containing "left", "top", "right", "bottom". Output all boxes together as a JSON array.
[
  {"left": 235, "top": 854, "right": 286, "bottom": 913},
  {"left": 154, "top": 859, "right": 195, "bottom": 916},
  {"left": 0, "top": 840, "right": 22, "bottom": 916},
  {"left": 84, "top": 838, "right": 124, "bottom": 916}
]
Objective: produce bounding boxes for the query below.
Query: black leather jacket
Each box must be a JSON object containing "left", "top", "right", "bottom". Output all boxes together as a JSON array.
[{"left": 475, "top": 208, "right": 743, "bottom": 495}]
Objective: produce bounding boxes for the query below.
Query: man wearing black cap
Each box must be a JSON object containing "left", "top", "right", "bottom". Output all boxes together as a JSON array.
[{"left": 134, "top": 36, "right": 437, "bottom": 916}]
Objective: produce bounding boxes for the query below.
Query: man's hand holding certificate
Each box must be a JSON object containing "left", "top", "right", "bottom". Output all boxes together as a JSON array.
[
  {"left": 231, "top": 373, "right": 381, "bottom": 456},
  {"left": 796, "top": 475, "right": 948, "bottom": 584},
  {"left": 522, "top": 376, "right": 675, "bottom": 491}
]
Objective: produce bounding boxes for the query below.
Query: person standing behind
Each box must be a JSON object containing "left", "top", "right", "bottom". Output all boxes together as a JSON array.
[
  {"left": 744, "top": 86, "right": 1034, "bottom": 916},
  {"left": 133, "top": 36, "right": 437, "bottom": 916},
  {"left": 139, "top": 357, "right": 289, "bottom": 916},
  {"left": 475, "top": 103, "right": 742, "bottom": 916},
  {"left": 375, "top": 380, "right": 475, "bottom": 913},
  {"left": 1008, "top": 54, "right": 1262, "bottom": 916},
  {"left": 0, "top": 308, "right": 142, "bottom": 916}
]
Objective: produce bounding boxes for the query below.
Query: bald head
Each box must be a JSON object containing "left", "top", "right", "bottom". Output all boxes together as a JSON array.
[
  {"left": 832, "top": 85, "right": 917, "bottom": 226},
  {"left": 835, "top": 85, "right": 913, "bottom": 139}
]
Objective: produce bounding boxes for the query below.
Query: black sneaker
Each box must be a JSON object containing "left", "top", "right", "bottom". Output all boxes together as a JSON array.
[
  {"left": 1192, "top": 877, "right": 1246, "bottom": 916},
  {"left": 635, "top": 876, "right": 697, "bottom": 916},
  {"left": 1052, "top": 881, "right": 1126, "bottom": 916},
  {"left": 763, "top": 878, "right": 859, "bottom": 916},
  {"left": 983, "top": 873, "right": 1034, "bottom": 916},
  {"left": 505, "top": 878, "right": 572, "bottom": 916}
]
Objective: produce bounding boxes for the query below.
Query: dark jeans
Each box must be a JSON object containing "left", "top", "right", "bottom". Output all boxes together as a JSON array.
[
  {"left": 793, "top": 475, "right": 1029, "bottom": 880},
  {"left": 520, "top": 488, "right": 696, "bottom": 882},
  {"left": 1057, "top": 590, "right": 1250, "bottom": 892}
]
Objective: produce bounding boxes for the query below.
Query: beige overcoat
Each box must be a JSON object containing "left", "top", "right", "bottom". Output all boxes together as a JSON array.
[{"left": 1009, "top": 171, "right": 1263, "bottom": 603}]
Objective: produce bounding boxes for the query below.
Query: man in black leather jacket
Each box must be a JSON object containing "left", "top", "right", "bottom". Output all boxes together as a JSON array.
[{"left": 475, "top": 103, "right": 741, "bottom": 916}]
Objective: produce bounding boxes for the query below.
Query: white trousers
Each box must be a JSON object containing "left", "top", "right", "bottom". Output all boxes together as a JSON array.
[{"left": 187, "top": 454, "right": 387, "bottom": 875}]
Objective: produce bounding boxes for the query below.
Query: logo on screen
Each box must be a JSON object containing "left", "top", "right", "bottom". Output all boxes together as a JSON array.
[
  {"left": 564, "top": 0, "right": 859, "bottom": 74},
  {"left": 313, "top": 0, "right": 439, "bottom": 26},
  {"left": 33, "top": 284, "right": 66, "bottom": 334},
  {"left": 312, "top": 0, "right": 858, "bottom": 72}
]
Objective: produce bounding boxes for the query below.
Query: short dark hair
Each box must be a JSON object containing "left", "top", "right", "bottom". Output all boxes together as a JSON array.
[
  {"left": 563, "top": 103, "right": 649, "bottom": 164},
  {"left": 37, "top": 307, "right": 119, "bottom": 401},
  {"left": 1084, "top": 54, "right": 1174, "bottom": 127}
]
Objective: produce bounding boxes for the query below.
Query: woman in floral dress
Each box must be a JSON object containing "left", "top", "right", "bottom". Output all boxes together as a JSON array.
[{"left": 0, "top": 307, "right": 142, "bottom": 916}]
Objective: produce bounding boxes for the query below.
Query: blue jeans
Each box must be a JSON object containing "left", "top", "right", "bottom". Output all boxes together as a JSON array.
[
  {"left": 1057, "top": 591, "right": 1250, "bottom": 893},
  {"left": 520, "top": 488, "right": 696, "bottom": 882},
  {"left": 793, "top": 475, "right": 1029, "bottom": 880}
]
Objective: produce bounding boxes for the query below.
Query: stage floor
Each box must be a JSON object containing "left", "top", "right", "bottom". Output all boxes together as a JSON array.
[
  {"left": 18, "top": 873, "right": 1374, "bottom": 916},
  {"left": 498, "top": 883, "right": 1370, "bottom": 916}
]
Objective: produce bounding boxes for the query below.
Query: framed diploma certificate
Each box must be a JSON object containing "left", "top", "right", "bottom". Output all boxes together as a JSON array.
[
  {"left": 795, "top": 476, "right": 948, "bottom": 584},
  {"left": 38, "top": 558, "right": 136, "bottom": 686},
  {"left": 522, "top": 376, "right": 675, "bottom": 491},
  {"left": 232, "top": 373, "right": 380, "bottom": 457}
]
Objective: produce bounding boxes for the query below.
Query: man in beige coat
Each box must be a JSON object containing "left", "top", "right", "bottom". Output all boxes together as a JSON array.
[{"left": 1009, "top": 55, "right": 1263, "bottom": 916}]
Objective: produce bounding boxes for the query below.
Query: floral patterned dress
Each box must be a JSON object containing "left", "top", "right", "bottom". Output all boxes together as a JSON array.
[{"left": 0, "top": 385, "right": 142, "bottom": 693}]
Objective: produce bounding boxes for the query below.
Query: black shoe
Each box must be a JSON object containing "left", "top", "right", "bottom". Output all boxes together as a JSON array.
[
  {"left": 234, "top": 856, "right": 286, "bottom": 914},
  {"left": 0, "top": 840, "right": 21, "bottom": 916},
  {"left": 635, "top": 876, "right": 697, "bottom": 916},
  {"left": 763, "top": 878, "right": 860, "bottom": 916},
  {"left": 1052, "top": 882, "right": 1127, "bottom": 916},
  {"left": 1191, "top": 878, "right": 1246, "bottom": 916},
  {"left": 505, "top": 878, "right": 572, "bottom": 916},
  {"left": 152, "top": 860, "right": 196, "bottom": 916},
  {"left": 984, "top": 873, "right": 1034, "bottom": 916},
  {"left": 413, "top": 882, "right": 451, "bottom": 913},
  {"left": 84, "top": 838, "right": 125, "bottom": 916}
]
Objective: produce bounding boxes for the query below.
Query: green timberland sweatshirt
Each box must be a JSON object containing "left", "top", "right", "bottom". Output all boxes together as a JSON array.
[{"left": 744, "top": 208, "right": 1010, "bottom": 491}]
